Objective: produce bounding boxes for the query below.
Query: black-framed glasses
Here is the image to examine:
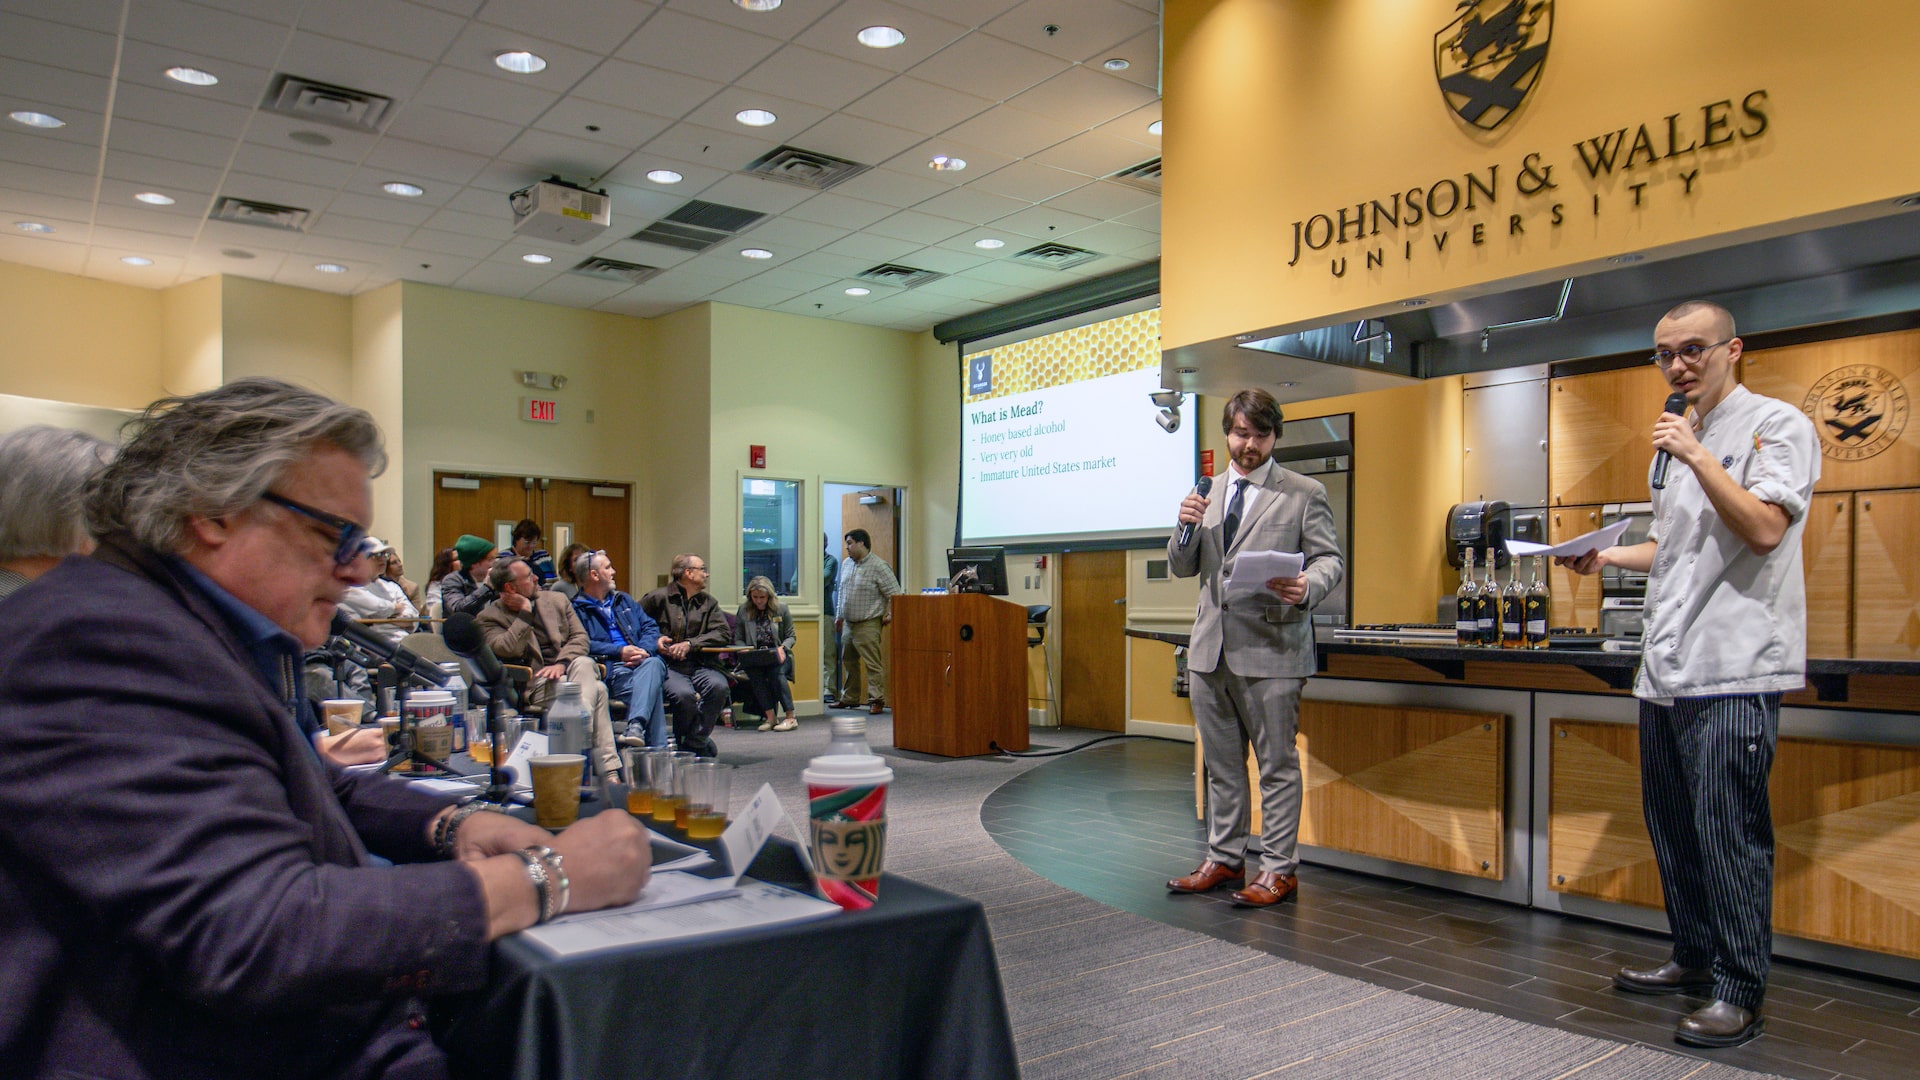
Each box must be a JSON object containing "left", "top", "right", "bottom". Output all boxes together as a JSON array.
[
  {"left": 261, "top": 492, "right": 369, "bottom": 566},
  {"left": 1650, "top": 338, "right": 1733, "bottom": 368}
]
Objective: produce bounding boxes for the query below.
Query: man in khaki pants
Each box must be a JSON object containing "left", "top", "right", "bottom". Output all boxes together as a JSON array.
[{"left": 833, "top": 528, "right": 899, "bottom": 713}]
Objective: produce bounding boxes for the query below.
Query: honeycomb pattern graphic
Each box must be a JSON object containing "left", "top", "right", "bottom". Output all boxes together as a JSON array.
[{"left": 963, "top": 307, "right": 1161, "bottom": 403}]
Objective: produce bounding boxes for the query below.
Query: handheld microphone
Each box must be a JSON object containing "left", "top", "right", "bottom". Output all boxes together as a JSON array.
[
  {"left": 1176, "top": 475, "right": 1213, "bottom": 547},
  {"left": 328, "top": 611, "right": 450, "bottom": 687},
  {"left": 1649, "top": 392, "right": 1689, "bottom": 490},
  {"left": 442, "top": 612, "right": 516, "bottom": 709}
]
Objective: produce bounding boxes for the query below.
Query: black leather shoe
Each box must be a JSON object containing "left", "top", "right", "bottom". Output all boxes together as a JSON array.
[
  {"left": 1675, "top": 1000, "right": 1764, "bottom": 1048},
  {"left": 1613, "top": 961, "right": 1716, "bottom": 996}
]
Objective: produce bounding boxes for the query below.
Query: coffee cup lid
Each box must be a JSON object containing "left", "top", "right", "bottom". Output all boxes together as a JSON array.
[
  {"left": 802, "top": 752, "right": 892, "bottom": 787},
  {"left": 406, "top": 691, "right": 455, "bottom": 706}
]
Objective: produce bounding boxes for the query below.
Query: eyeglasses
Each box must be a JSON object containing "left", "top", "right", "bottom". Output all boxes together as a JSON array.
[
  {"left": 261, "top": 492, "right": 369, "bottom": 566},
  {"left": 1649, "top": 338, "right": 1733, "bottom": 368}
]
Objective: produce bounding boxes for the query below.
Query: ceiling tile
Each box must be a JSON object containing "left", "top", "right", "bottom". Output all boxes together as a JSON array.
[
  {"left": 467, "top": 159, "right": 555, "bottom": 194},
  {"left": 824, "top": 166, "right": 950, "bottom": 208},
  {"left": 476, "top": 0, "right": 657, "bottom": 55},
  {"left": 570, "top": 59, "right": 725, "bottom": 120},
  {"left": 111, "top": 84, "right": 253, "bottom": 140},
  {"left": 778, "top": 250, "right": 877, "bottom": 279},
  {"left": 967, "top": 159, "right": 1086, "bottom": 203},
  {"left": 411, "top": 0, "right": 490, "bottom": 16},
  {"left": 709, "top": 279, "right": 806, "bottom": 307},
  {"left": 115, "top": 41, "right": 276, "bottom": 111},
  {"left": 734, "top": 44, "right": 896, "bottom": 113},
  {"left": 0, "top": 233, "right": 88, "bottom": 275},
  {"left": 889, "top": 0, "right": 1025, "bottom": 31},
  {"left": 591, "top": 238, "right": 697, "bottom": 268},
  {"left": 103, "top": 150, "right": 226, "bottom": 193},
  {"left": 865, "top": 209, "right": 972, "bottom": 246},
  {"left": 1046, "top": 220, "right": 1156, "bottom": 256},
  {"left": 694, "top": 174, "right": 820, "bottom": 217},
  {"left": 1092, "top": 27, "right": 1161, "bottom": 89},
  {"left": 681, "top": 89, "right": 829, "bottom": 149},
  {"left": 86, "top": 225, "right": 195, "bottom": 257},
  {"left": 0, "top": 0, "right": 125, "bottom": 34},
  {"left": 438, "top": 23, "right": 605, "bottom": 87},
  {"left": 745, "top": 266, "right": 839, "bottom": 292},
  {"left": 382, "top": 104, "right": 524, "bottom": 158},
  {"left": 228, "top": 143, "right": 360, "bottom": 188},
  {"left": 409, "top": 228, "right": 508, "bottom": 258},
  {"left": 499, "top": 128, "right": 630, "bottom": 178},
  {"left": 90, "top": 202, "right": 205, "bottom": 237},
  {"left": 988, "top": 203, "right": 1101, "bottom": 239},
  {"left": 932, "top": 225, "right": 1026, "bottom": 255},
  {"left": 524, "top": 274, "right": 635, "bottom": 307},
  {"left": 893, "top": 246, "right": 989, "bottom": 275},
  {"left": 0, "top": 10, "right": 119, "bottom": 73},
  {"left": 84, "top": 247, "right": 186, "bottom": 282},
  {"left": 783, "top": 112, "right": 922, "bottom": 167},
  {"left": 792, "top": 2, "right": 972, "bottom": 73},
  {"left": 373, "top": 250, "right": 479, "bottom": 286},
  {"left": 641, "top": 121, "right": 780, "bottom": 175},
  {"left": 884, "top": 139, "right": 1015, "bottom": 186},
  {"left": 1038, "top": 179, "right": 1156, "bottom": 220},
  {"left": 617, "top": 8, "right": 782, "bottom": 83},
  {"left": 293, "top": 233, "right": 401, "bottom": 264},
  {"left": 301, "top": 0, "right": 470, "bottom": 59},
  {"left": 110, "top": 118, "right": 238, "bottom": 169},
  {"left": 0, "top": 188, "right": 96, "bottom": 224},
  {"left": 782, "top": 191, "right": 897, "bottom": 231},
  {"left": 1004, "top": 65, "right": 1158, "bottom": 132},
  {"left": 535, "top": 97, "right": 675, "bottom": 149},
  {"left": 942, "top": 104, "right": 1080, "bottom": 158},
  {"left": 217, "top": 174, "right": 339, "bottom": 214},
  {"left": 982, "top": 0, "right": 1156, "bottom": 62},
  {"left": 0, "top": 129, "right": 104, "bottom": 176},
  {"left": 596, "top": 182, "right": 695, "bottom": 225},
  {"left": 196, "top": 218, "right": 307, "bottom": 251},
  {"left": 820, "top": 231, "right": 920, "bottom": 262},
  {"left": 308, "top": 211, "right": 411, "bottom": 244},
  {"left": 842, "top": 75, "right": 992, "bottom": 135},
  {"left": 0, "top": 58, "right": 112, "bottom": 113},
  {"left": 1026, "top": 128, "right": 1159, "bottom": 179},
  {"left": 328, "top": 191, "right": 442, "bottom": 225},
  {"left": 444, "top": 186, "right": 518, "bottom": 217},
  {"left": 412, "top": 65, "right": 561, "bottom": 127},
  {"left": 361, "top": 138, "right": 492, "bottom": 186},
  {"left": 185, "top": 248, "right": 286, "bottom": 278},
  {"left": 736, "top": 215, "right": 845, "bottom": 251},
  {"left": 913, "top": 185, "right": 1031, "bottom": 224},
  {"left": 273, "top": 31, "right": 438, "bottom": 99},
  {"left": 909, "top": 32, "right": 1069, "bottom": 103},
  {"left": 1116, "top": 203, "right": 1158, "bottom": 233},
  {"left": 956, "top": 258, "right": 1064, "bottom": 288},
  {"left": 423, "top": 206, "right": 518, "bottom": 242},
  {"left": 124, "top": 0, "right": 293, "bottom": 71}
]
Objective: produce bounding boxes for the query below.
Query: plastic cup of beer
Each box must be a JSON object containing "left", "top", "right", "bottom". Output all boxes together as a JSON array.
[
  {"left": 321, "top": 698, "right": 364, "bottom": 735},
  {"left": 650, "top": 751, "right": 695, "bottom": 825},
  {"left": 616, "top": 748, "right": 650, "bottom": 815},
  {"left": 530, "top": 754, "right": 586, "bottom": 829},
  {"left": 803, "top": 752, "right": 893, "bottom": 910},
  {"left": 683, "top": 762, "right": 732, "bottom": 839},
  {"left": 378, "top": 716, "right": 402, "bottom": 769}
]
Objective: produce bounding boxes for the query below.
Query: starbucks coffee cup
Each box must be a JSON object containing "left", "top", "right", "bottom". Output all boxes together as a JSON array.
[{"left": 801, "top": 751, "right": 893, "bottom": 911}]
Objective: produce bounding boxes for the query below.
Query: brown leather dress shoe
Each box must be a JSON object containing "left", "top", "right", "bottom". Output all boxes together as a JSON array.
[
  {"left": 869, "top": 699, "right": 886, "bottom": 714},
  {"left": 1230, "top": 871, "right": 1298, "bottom": 907},
  {"left": 1612, "top": 961, "right": 1716, "bottom": 996},
  {"left": 1674, "top": 1000, "right": 1764, "bottom": 1048},
  {"left": 1167, "top": 860, "right": 1244, "bottom": 894}
]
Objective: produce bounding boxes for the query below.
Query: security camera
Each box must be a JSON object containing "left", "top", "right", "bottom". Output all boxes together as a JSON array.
[
  {"left": 1155, "top": 408, "right": 1181, "bottom": 433},
  {"left": 1148, "top": 389, "right": 1182, "bottom": 408}
]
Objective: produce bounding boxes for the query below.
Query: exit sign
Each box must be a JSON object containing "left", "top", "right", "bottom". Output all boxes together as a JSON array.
[{"left": 522, "top": 398, "right": 558, "bottom": 423}]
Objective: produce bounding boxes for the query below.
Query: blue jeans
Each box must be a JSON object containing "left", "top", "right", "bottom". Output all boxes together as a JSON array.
[{"left": 606, "top": 656, "right": 668, "bottom": 747}]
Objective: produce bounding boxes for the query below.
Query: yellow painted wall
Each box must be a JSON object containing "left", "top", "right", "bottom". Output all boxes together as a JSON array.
[
  {"left": 352, "top": 284, "right": 406, "bottom": 547},
  {"left": 395, "top": 282, "right": 656, "bottom": 576},
  {"left": 1162, "top": 0, "right": 1920, "bottom": 347},
  {"left": 0, "top": 261, "right": 165, "bottom": 409},
  {"left": 220, "top": 277, "right": 353, "bottom": 399},
  {"left": 909, "top": 330, "right": 962, "bottom": 592},
  {"left": 159, "top": 275, "right": 222, "bottom": 397},
  {"left": 644, "top": 304, "right": 711, "bottom": 594}
]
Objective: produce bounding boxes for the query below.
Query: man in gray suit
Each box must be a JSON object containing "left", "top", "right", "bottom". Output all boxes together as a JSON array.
[{"left": 1167, "top": 388, "right": 1344, "bottom": 907}]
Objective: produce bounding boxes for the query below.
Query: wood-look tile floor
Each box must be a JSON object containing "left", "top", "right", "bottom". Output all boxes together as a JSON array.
[{"left": 979, "top": 735, "right": 1920, "bottom": 1080}]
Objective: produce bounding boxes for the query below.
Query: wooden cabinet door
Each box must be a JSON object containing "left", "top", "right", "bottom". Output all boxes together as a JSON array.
[
  {"left": 892, "top": 648, "right": 955, "bottom": 755},
  {"left": 1548, "top": 365, "right": 1671, "bottom": 507},
  {"left": 1854, "top": 489, "right": 1920, "bottom": 660},
  {"left": 1546, "top": 505, "right": 1603, "bottom": 630},
  {"left": 1741, "top": 328, "right": 1920, "bottom": 494},
  {"left": 1802, "top": 494, "right": 1852, "bottom": 659}
]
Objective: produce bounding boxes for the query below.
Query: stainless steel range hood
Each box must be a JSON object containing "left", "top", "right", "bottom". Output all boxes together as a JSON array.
[{"left": 1161, "top": 204, "right": 1920, "bottom": 396}]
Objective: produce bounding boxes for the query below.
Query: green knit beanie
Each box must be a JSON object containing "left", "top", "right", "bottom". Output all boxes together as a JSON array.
[{"left": 453, "top": 534, "right": 495, "bottom": 569}]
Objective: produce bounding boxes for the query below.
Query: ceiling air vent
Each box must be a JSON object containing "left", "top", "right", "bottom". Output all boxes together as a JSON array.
[
  {"left": 210, "top": 196, "right": 311, "bottom": 232},
  {"left": 631, "top": 199, "right": 768, "bottom": 252},
  {"left": 743, "top": 146, "right": 871, "bottom": 191},
  {"left": 855, "top": 263, "right": 945, "bottom": 289},
  {"left": 570, "top": 257, "right": 662, "bottom": 285},
  {"left": 263, "top": 75, "right": 394, "bottom": 133},
  {"left": 1110, "top": 156, "right": 1162, "bottom": 194},
  {"left": 1012, "top": 242, "right": 1100, "bottom": 270}
]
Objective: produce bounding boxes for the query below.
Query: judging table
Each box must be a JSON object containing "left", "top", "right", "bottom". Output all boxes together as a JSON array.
[{"left": 427, "top": 757, "right": 1018, "bottom": 1080}]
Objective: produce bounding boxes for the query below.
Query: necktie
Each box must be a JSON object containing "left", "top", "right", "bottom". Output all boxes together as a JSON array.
[{"left": 1222, "top": 478, "right": 1249, "bottom": 552}]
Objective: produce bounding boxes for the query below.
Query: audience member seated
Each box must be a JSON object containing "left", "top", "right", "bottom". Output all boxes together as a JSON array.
[
  {"left": 0, "top": 377, "right": 648, "bottom": 1079},
  {"left": 571, "top": 550, "right": 670, "bottom": 748},
  {"left": 440, "top": 533, "right": 498, "bottom": 616},
  {"left": 381, "top": 545, "right": 426, "bottom": 612},
  {"left": 338, "top": 537, "right": 418, "bottom": 645},
  {"left": 0, "top": 425, "right": 114, "bottom": 601},
  {"left": 641, "top": 553, "right": 732, "bottom": 758},
  {"left": 735, "top": 575, "right": 798, "bottom": 732},
  {"left": 550, "top": 541, "right": 591, "bottom": 599},
  {"left": 477, "top": 556, "right": 618, "bottom": 779},
  {"left": 423, "top": 545, "right": 458, "bottom": 618},
  {"left": 511, "top": 518, "right": 557, "bottom": 585}
]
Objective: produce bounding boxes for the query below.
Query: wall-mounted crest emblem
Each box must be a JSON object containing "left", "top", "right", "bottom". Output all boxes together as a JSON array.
[
  {"left": 1804, "top": 365, "right": 1910, "bottom": 462},
  {"left": 1436, "top": 1, "right": 1553, "bottom": 131}
]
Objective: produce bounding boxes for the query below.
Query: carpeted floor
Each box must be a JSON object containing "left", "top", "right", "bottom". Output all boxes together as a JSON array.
[{"left": 710, "top": 716, "right": 1781, "bottom": 1080}]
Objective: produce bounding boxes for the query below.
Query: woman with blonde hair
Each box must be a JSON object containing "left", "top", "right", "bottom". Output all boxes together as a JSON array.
[{"left": 734, "top": 575, "right": 797, "bottom": 731}]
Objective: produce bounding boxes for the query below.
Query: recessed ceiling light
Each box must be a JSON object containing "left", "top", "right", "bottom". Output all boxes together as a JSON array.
[
  {"left": 382, "top": 181, "right": 425, "bottom": 197},
  {"left": 928, "top": 155, "right": 966, "bottom": 171},
  {"left": 165, "top": 66, "right": 218, "bottom": 86},
  {"left": 974, "top": 238, "right": 1005, "bottom": 250},
  {"left": 1608, "top": 253, "right": 1645, "bottom": 265},
  {"left": 287, "top": 130, "right": 333, "bottom": 147},
  {"left": 1401, "top": 298, "right": 1430, "bottom": 307},
  {"left": 1899, "top": 194, "right": 1920, "bottom": 208},
  {"left": 857, "top": 26, "right": 906, "bottom": 49},
  {"left": 741, "top": 248, "right": 773, "bottom": 259},
  {"left": 9, "top": 110, "right": 64, "bottom": 128},
  {"left": 844, "top": 287, "right": 871, "bottom": 296},
  {"left": 221, "top": 248, "right": 255, "bottom": 259},
  {"left": 734, "top": 108, "right": 777, "bottom": 127},
  {"left": 1148, "top": 120, "right": 1163, "bottom": 136},
  {"left": 314, "top": 262, "right": 349, "bottom": 273},
  {"left": 14, "top": 221, "right": 54, "bottom": 234},
  {"left": 120, "top": 256, "right": 153, "bottom": 266},
  {"left": 1278, "top": 381, "right": 1298, "bottom": 389},
  {"left": 494, "top": 50, "right": 547, "bottom": 74},
  {"left": 645, "top": 169, "right": 683, "bottom": 185},
  {"left": 1103, "top": 58, "right": 1130, "bottom": 71},
  {"left": 734, "top": 0, "right": 781, "bottom": 10},
  {"left": 522, "top": 253, "right": 553, "bottom": 264},
  {"left": 134, "top": 192, "right": 175, "bottom": 205}
]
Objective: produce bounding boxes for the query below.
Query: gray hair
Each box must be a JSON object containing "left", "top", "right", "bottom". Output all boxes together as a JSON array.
[
  {"left": 0, "top": 426, "right": 116, "bottom": 560},
  {"left": 573, "top": 549, "right": 601, "bottom": 584},
  {"left": 488, "top": 556, "right": 528, "bottom": 592},
  {"left": 85, "top": 378, "right": 385, "bottom": 555}
]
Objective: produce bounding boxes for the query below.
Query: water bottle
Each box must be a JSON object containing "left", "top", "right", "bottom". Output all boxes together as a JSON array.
[
  {"left": 440, "top": 663, "right": 468, "bottom": 752},
  {"left": 545, "top": 682, "right": 588, "bottom": 758},
  {"left": 823, "top": 715, "right": 873, "bottom": 756}
]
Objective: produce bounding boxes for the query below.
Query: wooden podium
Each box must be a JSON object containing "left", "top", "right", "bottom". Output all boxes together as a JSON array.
[{"left": 890, "top": 593, "right": 1029, "bottom": 757}]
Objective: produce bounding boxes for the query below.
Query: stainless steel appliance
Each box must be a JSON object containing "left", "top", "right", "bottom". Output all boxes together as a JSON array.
[{"left": 1598, "top": 501, "right": 1653, "bottom": 637}]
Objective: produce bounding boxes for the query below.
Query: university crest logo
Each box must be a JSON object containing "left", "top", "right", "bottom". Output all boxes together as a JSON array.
[
  {"left": 1804, "top": 365, "right": 1910, "bottom": 462},
  {"left": 1435, "top": 1, "right": 1553, "bottom": 131}
]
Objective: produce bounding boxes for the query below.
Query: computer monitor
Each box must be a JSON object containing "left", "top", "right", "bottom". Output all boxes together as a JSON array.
[{"left": 946, "top": 546, "right": 1009, "bottom": 596}]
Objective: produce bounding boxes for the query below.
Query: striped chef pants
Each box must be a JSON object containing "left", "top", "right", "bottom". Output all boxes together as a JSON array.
[{"left": 1638, "top": 693, "right": 1781, "bottom": 1010}]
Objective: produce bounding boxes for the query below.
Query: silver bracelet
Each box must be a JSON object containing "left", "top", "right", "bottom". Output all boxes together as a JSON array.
[
  {"left": 524, "top": 845, "right": 569, "bottom": 920},
  {"left": 433, "top": 801, "right": 496, "bottom": 859},
  {"left": 513, "top": 848, "right": 555, "bottom": 923}
]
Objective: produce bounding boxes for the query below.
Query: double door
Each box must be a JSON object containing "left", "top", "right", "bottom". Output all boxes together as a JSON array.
[{"left": 432, "top": 473, "right": 631, "bottom": 582}]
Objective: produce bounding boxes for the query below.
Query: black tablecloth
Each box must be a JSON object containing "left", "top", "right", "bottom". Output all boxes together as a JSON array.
[{"left": 438, "top": 833, "right": 1018, "bottom": 1080}]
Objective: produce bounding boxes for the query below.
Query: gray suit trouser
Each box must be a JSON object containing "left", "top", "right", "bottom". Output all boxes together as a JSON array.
[{"left": 1193, "top": 667, "right": 1305, "bottom": 874}]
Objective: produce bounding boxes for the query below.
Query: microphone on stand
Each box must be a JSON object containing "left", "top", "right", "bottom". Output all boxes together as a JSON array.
[
  {"left": 1649, "top": 392, "right": 1689, "bottom": 490},
  {"left": 1176, "top": 474, "right": 1214, "bottom": 547},
  {"left": 443, "top": 612, "right": 518, "bottom": 804},
  {"left": 328, "top": 611, "right": 451, "bottom": 687}
]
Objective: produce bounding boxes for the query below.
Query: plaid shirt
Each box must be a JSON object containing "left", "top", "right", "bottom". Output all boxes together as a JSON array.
[{"left": 835, "top": 553, "right": 899, "bottom": 622}]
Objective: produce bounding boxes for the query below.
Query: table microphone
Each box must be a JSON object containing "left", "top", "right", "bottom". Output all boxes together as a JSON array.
[
  {"left": 1649, "top": 392, "right": 1689, "bottom": 490},
  {"left": 329, "top": 611, "right": 450, "bottom": 687},
  {"left": 442, "top": 612, "right": 516, "bottom": 709},
  {"left": 1176, "top": 475, "right": 1213, "bottom": 547}
]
